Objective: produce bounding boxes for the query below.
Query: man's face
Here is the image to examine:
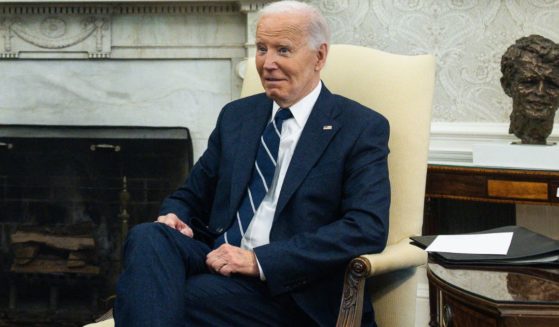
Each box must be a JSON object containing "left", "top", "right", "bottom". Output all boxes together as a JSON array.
[
  {"left": 255, "top": 13, "right": 327, "bottom": 108},
  {"left": 511, "top": 59, "right": 559, "bottom": 120}
]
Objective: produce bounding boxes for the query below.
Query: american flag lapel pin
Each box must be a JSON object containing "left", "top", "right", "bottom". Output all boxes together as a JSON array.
[{"left": 323, "top": 125, "right": 333, "bottom": 130}]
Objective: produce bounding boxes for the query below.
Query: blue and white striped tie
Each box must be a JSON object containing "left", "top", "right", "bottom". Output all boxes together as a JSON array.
[{"left": 215, "top": 108, "right": 292, "bottom": 247}]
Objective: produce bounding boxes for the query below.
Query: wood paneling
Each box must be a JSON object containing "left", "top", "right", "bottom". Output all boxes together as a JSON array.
[{"left": 487, "top": 180, "right": 548, "bottom": 200}]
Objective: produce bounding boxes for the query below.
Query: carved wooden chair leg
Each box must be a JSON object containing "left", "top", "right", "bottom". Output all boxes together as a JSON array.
[{"left": 336, "top": 257, "right": 372, "bottom": 327}]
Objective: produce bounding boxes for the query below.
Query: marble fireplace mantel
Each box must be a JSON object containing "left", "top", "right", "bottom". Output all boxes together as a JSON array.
[
  {"left": 0, "top": 0, "right": 273, "bottom": 159},
  {"left": 0, "top": 0, "right": 272, "bottom": 59}
]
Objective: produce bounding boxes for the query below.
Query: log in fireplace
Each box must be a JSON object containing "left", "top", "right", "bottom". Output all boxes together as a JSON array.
[{"left": 0, "top": 125, "right": 192, "bottom": 326}]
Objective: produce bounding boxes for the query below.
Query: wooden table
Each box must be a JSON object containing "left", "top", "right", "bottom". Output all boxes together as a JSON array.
[
  {"left": 424, "top": 165, "right": 559, "bottom": 235},
  {"left": 427, "top": 262, "right": 559, "bottom": 327}
]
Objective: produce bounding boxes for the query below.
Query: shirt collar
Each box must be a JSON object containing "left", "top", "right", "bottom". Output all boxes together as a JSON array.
[{"left": 272, "top": 81, "right": 322, "bottom": 129}]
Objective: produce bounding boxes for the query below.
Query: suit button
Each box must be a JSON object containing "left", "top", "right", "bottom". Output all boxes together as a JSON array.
[{"left": 216, "top": 228, "right": 224, "bottom": 233}]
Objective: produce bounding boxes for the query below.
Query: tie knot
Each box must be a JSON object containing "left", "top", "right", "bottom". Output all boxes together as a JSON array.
[{"left": 274, "top": 108, "right": 293, "bottom": 122}]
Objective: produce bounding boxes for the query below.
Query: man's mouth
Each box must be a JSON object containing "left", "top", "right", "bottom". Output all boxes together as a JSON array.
[
  {"left": 264, "top": 77, "right": 284, "bottom": 83},
  {"left": 523, "top": 105, "right": 554, "bottom": 119},
  {"left": 525, "top": 98, "right": 551, "bottom": 106}
]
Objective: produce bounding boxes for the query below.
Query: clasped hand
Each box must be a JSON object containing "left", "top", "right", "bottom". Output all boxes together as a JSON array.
[{"left": 156, "top": 213, "right": 259, "bottom": 277}]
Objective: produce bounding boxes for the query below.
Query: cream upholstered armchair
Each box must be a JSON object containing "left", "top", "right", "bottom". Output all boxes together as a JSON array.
[
  {"left": 85, "top": 44, "right": 435, "bottom": 327},
  {"left": 242, "top": 44, "right": 435, "bottom": 327}
]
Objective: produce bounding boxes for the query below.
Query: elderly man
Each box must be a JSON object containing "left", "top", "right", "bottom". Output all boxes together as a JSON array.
[
  {"left": 114, "top": 1, "right": 390, "bottom": 326},
  {"left": 501, "top": 35, "right": 559, "bottom": 144}
]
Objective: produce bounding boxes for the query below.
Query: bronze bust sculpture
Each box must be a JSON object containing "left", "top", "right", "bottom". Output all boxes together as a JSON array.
[{"left": 500, "top": 35, "right": 559, "bottom": 144}]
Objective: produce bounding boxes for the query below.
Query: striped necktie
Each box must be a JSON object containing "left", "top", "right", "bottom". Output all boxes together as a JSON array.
[{"left": 215, "top": 108, "right": 293, "bottom": 247}]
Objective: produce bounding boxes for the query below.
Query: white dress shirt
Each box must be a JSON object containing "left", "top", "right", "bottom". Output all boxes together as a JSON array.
[{"left": 241, "top": 82, "right": 322, "bottom": 266}]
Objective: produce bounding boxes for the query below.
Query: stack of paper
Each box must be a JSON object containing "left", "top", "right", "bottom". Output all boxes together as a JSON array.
[{"left": 411, "top": 225, "right": 559, "bottom": 266}]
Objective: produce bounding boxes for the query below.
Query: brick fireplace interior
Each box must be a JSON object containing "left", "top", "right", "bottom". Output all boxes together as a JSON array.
[{"left": 0, "top": 125, "right": 192, "bottom": 326}]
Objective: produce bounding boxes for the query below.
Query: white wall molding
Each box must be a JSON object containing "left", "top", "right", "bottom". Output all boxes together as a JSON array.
[
  {"left": 429, "top": 122, "right": 559, "bottom": 165},
  {"left": 0, "top": 1, "right": 256, "bottom": 60}
]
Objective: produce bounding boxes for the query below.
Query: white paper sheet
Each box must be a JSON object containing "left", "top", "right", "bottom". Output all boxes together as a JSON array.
[{"left": 425, "top": 232, "right": 513, "bottom": 255}]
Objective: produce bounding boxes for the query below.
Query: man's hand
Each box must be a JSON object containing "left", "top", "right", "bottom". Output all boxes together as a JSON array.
[
  {"left": 206, "top": 244, "right": 259, "bottom": 277},
  {"left": 155, "top": 213, "right": 194, "bottom": 238}
]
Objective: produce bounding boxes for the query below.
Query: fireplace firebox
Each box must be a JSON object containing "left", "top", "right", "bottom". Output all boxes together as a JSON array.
[{"left": 0, "top": 125, "right": 192, "bottom": 326}]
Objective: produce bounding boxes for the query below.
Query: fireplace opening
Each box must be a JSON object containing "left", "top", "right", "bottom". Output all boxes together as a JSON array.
[{"left": 0, "top": 125, "right": 192, "bottom": 326}]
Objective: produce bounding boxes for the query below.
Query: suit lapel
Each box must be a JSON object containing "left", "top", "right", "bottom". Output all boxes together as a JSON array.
[
  {"left": 275, "top": 86, "right": 342, "bottom": 216},
  {"left": 229, "top": 97, "right": 273, "bottom": 220}
]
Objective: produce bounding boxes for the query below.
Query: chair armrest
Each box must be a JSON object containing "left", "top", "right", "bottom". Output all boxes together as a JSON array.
[
  {"left": 362, "top": 237, "right": 427, "bottom": 277},
  {"left": 336, "top": 238, "right": 427, "bottom": 327},
  {"left": 83, "top": 318, "right": 114, "bottom": 327}
]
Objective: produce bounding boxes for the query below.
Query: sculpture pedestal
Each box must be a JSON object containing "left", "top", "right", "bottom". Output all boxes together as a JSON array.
[{"left": 472, "top": 142, "right": 559, "bottom": 170}]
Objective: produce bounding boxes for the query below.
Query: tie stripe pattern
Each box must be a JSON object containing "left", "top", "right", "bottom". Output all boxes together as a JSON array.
[{"left": 215, "top": 108, "right": 292, "bottom": 247}]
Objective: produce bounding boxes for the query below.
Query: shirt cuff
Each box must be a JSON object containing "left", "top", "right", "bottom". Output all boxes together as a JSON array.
[{"left": 254, "top": 253, "right": 266, "bottom": 281}]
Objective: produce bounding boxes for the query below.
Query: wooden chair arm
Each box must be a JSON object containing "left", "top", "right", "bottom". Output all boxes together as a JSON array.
[{"left": 336, "top": 238, "right": 427, "bottom": 327}]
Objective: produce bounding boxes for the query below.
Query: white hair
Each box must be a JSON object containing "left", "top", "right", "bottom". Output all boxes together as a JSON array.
[{"left": 257, "top": 1, "right": 331, "bottom": 50}]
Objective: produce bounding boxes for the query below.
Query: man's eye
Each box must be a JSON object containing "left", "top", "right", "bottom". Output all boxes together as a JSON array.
[
  {"left": 257, "top": 46, "right": 267, "bottom": 53},
  {"left": 278, "top": 48, "right": 290, "bottom": 55},
  {"left": 517, "top": 80, "right": 539, "bottom": 90}
]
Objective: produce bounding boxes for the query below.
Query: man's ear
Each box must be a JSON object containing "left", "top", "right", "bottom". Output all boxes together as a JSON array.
[{"left": 315, "top": 43, "right": 329, "bottom": 71}]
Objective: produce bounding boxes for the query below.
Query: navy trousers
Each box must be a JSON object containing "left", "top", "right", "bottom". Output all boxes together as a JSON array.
[{"left": 114, "top": 223, "right": 315, "bottom": 326}]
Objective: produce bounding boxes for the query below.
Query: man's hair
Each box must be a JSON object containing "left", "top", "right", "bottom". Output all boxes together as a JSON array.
[
  {"left": 258, "top": 1, "right": 330, "bottom": 50},
  {"left": 501, "top": 35, "right": 559, "bottom": 96}
]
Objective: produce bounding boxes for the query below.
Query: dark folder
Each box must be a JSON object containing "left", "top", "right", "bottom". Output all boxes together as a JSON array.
[{"left": 411, "top": 225, "right": 559, "bottom": 266}]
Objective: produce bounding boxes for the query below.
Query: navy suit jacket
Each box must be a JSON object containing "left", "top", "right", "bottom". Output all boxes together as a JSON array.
[{"left": 160, "top": 85, "right": 390, "bottom": 326}]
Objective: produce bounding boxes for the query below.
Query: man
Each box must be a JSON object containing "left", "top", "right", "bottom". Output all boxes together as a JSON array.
[
  {"left": 501, "top": 34, "right": 559, "bottom": 144},
  {"left": 114, "top": 1, "right": 390, "bottom": 326}
]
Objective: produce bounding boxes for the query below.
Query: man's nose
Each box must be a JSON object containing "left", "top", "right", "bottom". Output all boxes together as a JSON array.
[
  {"left": 535, "top": 80, "right": 545, "bottom": 95},
  {"left": 262, "top": 51, "right": 278, "bottom": 69}
]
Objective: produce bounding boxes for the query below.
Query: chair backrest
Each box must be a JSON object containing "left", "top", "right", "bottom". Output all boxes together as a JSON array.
[{"left": 241, "top": 44, "right": 436, "bottom": 326}]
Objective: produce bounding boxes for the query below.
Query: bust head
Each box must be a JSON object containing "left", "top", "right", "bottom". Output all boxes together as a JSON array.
[{"left": 500, "top": 35, "right": 559, "bottom": 144}]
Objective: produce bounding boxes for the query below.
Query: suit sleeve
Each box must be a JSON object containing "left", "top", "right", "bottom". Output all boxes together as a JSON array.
[
  {"left": 158, "top": 109, "right": 224, "bottom": 225},
  {"left": 254, "top": 113, "right": 390, "bottom": 296}
]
